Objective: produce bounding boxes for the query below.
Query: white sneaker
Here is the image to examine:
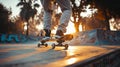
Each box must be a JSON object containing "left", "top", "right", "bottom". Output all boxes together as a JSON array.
[
  {"left": 55, "top": 30, "right": 64, "bottom": 39},
  {"left": 41, "top": 37, "right": 50, "bottom": 41},
  {"left": 55, "top": 35, "right": 62, "bottom": 39}
]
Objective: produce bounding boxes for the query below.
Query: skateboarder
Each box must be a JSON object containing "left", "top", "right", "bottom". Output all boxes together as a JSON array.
[{"left": 40, "top": 0, "right": 72, "bottom": 40}]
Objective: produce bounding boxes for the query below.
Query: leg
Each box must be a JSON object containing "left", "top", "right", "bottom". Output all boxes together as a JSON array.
[
  {"left": 56, "top": 0, "right": 72, "bottom": 36},
  {"left": 40, "top": 0, "right": 52, "bottom": 37}
]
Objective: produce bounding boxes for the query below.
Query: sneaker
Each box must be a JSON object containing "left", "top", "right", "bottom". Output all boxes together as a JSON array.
[
  {"left": 42, "top": 36, "right": 50, "bottom": 41},
  {"left": 41, "top": 29, "right": 51, "bottom": 41},
  {"left": 55, "top": 30, "right": 64, "bottom": 39},
  {"left": 44, "top": 29, "right": 51, "bottom": 37}
]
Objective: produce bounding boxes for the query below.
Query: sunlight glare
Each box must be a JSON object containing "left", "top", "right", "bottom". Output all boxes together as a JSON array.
[
  {"left": 24, "top": 22, "right": 27, "bottom": 31},
  {"left": 66, "top": 58, "right": 77, "bottom": 65},
  {"left": 51, "top": 27, "right": 57, "bottom": 34},
  {"left": 51, "top": 21, "right": 76, "bottom": 35},
  {"left": 79, "top": 24, "right": 82, "bottom": 31},
  {"left": 36, "top": 23, "right": 43, "bottom": 30},
  {"left": 75, "top": 0, "right": 81, "bottom": 7},
  {"left": 109, "top": 18, "right": 118, "bottom": 31},
  {"left": 65, "top": 21, "right": 76, "bottom": 34},
  {"left": 80, "top": 5, "right": 98, "bottom": 18},
  {"left": 67, "top": 46, "right": 77, "bottom": 56}
]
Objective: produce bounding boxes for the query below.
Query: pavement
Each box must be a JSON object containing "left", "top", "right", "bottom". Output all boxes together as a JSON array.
[{"left": 0, "top": 42, "right": 120, "bottom": 67}]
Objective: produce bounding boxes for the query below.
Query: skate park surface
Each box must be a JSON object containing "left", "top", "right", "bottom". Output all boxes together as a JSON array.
[
  {"left": 0, "top": 44, "right": 120, "bottom": 67},
  {"left": 0, "top": 29, "right": 120, "bottom": 67}
]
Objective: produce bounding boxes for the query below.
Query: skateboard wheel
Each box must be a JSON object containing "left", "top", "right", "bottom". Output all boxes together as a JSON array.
[
  {"left": 45, "top": 43, "right": 48, "bottom": 47},
  {"left": 38, "top": 43, "right": 41, "bottom": 47},
  {"left": 64, "top": 44, "right": 68, "bottom": 50},
  {"left": 52, "top": 43, "right": 55, "bottom": 49}
]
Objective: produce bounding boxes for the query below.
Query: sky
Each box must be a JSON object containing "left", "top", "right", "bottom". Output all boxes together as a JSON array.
[
  {"left": 0, "top": 0, "right": 116, "bottom": 31},
  {"left": 0, "top": 0, "right": 21, "bottom": 17},
  {"left": 0, "top": 0, "right": 83, "bottom": 17},
  {"left": 0, "top": 0, "right": 94, "bottom": 18},
  {"left": 0, "top": 0, "right": 42, "bottom": 17}
]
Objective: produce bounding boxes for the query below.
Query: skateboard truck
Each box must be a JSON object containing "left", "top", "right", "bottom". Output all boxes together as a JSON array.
[
  {"left": 51, "top": 39, "right": 69, "bottom": 50},
  {"left": 38, "top": 40, "right": 48, "bottom": 47}
]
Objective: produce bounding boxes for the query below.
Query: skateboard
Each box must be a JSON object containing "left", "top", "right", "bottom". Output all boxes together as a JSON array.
[
  {"left": 38, "top": 39, "right": 48, "bottom": 47},
  {"left": 37, "top": 34, "right": 73, "bottom": 50}
]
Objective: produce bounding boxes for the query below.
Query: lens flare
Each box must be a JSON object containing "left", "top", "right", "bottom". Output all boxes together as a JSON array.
[{"left": 65, "top": 21, "right": 76, "bottom": 34}]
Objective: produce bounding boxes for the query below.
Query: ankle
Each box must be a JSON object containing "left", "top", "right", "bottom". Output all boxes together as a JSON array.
[
  {"left": 56, "top": 30, "right": 64, "bottom": 36},
  {"left": 44, "top": 29, "right": 51, "bottom": 37}
]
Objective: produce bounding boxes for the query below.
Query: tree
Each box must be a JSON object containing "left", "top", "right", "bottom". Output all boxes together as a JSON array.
[
  {"left": 12, "top": 16, "right": 24, "bottom": 34},
  {"left": 17, "top": 0, "right": 39, "bottom": 35},
  {"left": 71, "top": 0, "right": 120, "bottom": 31},
  {"left": 0, "top": 3, "right": 11, "bottom": 33},
  {"left": 87, "top": 0, "right": 120, "bottom": 30},
  {"left": 71, "top": 0, "right": 85, "bottom": 32}
]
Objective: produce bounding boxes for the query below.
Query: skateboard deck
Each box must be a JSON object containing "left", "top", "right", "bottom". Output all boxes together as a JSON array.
[{"left": 37, "top": 34, "right": 73, "bottom": 50}]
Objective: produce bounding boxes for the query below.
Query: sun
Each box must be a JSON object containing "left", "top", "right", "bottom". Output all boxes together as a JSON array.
[
  {"left": 51, "top": 21, "right": 76, "bottom": 35},
  {"left": 65, "top": 21, "right": 76, "bottom": 34}
]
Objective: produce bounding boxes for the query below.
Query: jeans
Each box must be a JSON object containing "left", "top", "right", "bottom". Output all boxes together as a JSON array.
[{"left": 40, "top": 0, "right": 72, "bottom": 33}]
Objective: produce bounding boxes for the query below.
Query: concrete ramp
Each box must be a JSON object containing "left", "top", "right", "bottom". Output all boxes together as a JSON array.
[{"left": 69, "top": 29, "right": 120, "bottom": 45}]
